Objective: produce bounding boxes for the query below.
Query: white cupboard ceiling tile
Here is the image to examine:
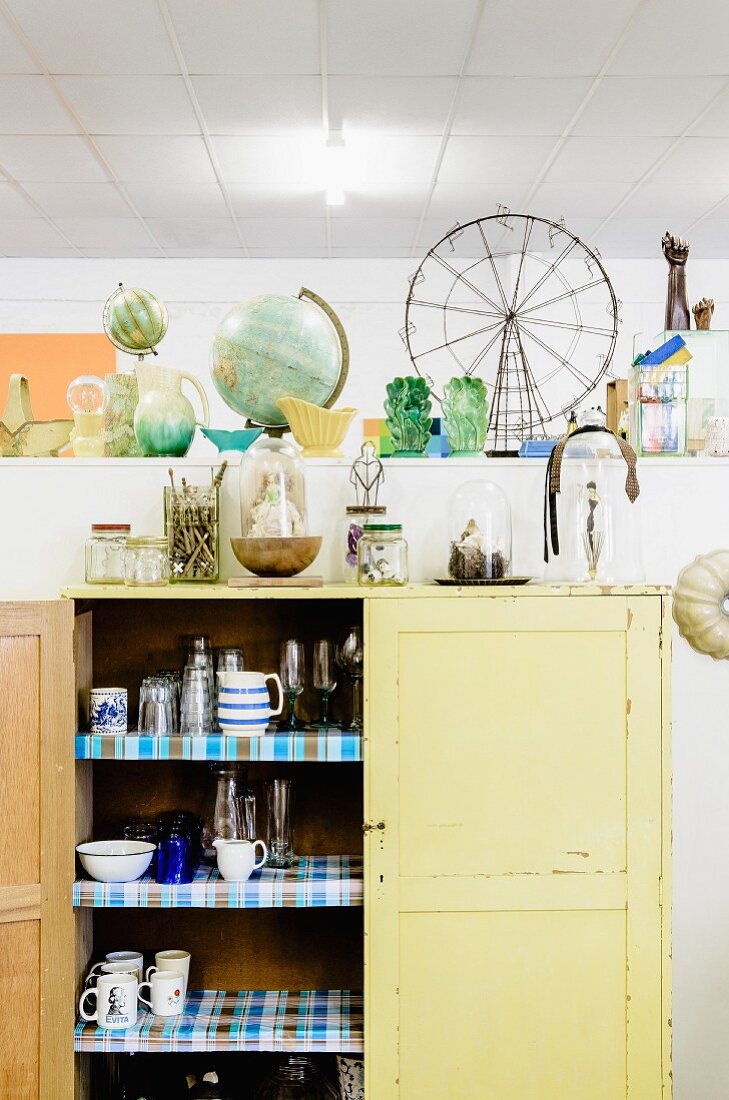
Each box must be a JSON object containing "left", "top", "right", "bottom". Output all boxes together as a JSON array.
[
  {"left": 235, "top": 218, "right": 327, "bottom": 248},
  {"left": 468, "top": 0, "right": 638, "bottom": 76},
  {"left": 0, "top": 180, "right": 38, "bottom": 215},
  {"left": 94, "top": 136, "right": 216, "bottom": 183},
  {"left": 53, "top": 216, "right": 155, "bottom": 249},
  {"left": 4, "top": 0, "right": 179, "bottom": 74},
  {"left": 529, "top": 183, "right": 635, "bottom": 220},
  {"left": 329, "top": 185, "right": 431, "bottom": 218},
  {"left": 618, "top": 183, "right": 729, "bottom": 221},
  {"left": 453, "top": 78, "right": 591, "bottom": 136},
  {"left": 0, "top": 217, "right": 68, "bottom": 250},
  {"left": 145, "top": 218, "right": 237, "bottom": 249},
  {"left": 0, "top": 135, "right": 107, "bottom": 180},
  {"left": 56, "top": 76, "right": 199, "bottom": 135},
  {"left": 21, "top": 181, "right": 130, "bottom": 216},
  {"left": 330, "top": 217, "right": 419, "bottom": 248},
  {"left": 246, "top": 247, "right": 330, "bottom": 258},
  {"left": 123, "top": 182, "right": 229, "bottom": 218},
  {"left": 545, "top": 137, "right": 672, "bottom": 184},
  {"left": 427, "top": 184, "right": 527, "bottom": 222},
  {"left": 690, "top": 87, "right": 729, "bottom": 137},
  {"left": 439, "top": 136, "right": 556, "bottom": 183},
  {"left": 328, "top": 0, "right": 480, "bottom": 76},
  {"left": 329, "top": 247, "right": 414, "bottom": 257},
  {"left": 0, "top": 17, "right": 37, "bottom": 73},
  {"left": 573, "top": 77, "right": 724, "bottom": 137},
  {"left": 328, "top": 76, "right": 457, "bottom": 133},
  {"left": 167, "top": 0, "right": 320, "bottom": 74},
  {"left": 0, "top": 75, "right": 75, "bottom": 133},
  {"left": 658, "top": 138, "right": 729, "bottom": 183},
  {"left": 228, "top": 184, "right": 324, "bottom": 217},
  {"left": 610, "top": 0, "right": 729, "bottom": 76},
  {"left": 191, "top": 76, "right": 321, "bottom": 134}
]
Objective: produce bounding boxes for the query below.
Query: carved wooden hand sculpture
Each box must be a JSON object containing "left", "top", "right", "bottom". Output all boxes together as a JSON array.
[
  {"left": 662, "top": 231, "right": 690, "bottom": 330},
  {"left": 693, "top": 297, "right": 714, "bottom": 330}
]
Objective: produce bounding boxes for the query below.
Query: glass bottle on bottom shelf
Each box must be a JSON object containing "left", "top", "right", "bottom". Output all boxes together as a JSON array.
[
  {"left": 256, "top": 1056, "right": 339, "bottom": 1099},
  {"left": 201, "top": 763, "right": 254, "bottom": 863}
]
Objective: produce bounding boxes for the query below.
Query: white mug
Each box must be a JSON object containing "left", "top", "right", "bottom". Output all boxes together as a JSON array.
[
  {"left": 87, "top": 951, "right": 143, "bottom": 984},
  {"left": 213, "top": 838, "right": 267, "bottom": 882},
  {"left": 137, "top": 970, "right": 185, "bottom": 1017},
  {"left": 85, "top": 961, "right": 137, "bottom": 988},
  {"left": 217, "top": 671, "right": 283, "bottom": 736},
  {"left": 79, "top": 972, "right": 138, "bottom": 1030},
  {"left": 146, "top": 949, "right": 191, "bottom": 996}
]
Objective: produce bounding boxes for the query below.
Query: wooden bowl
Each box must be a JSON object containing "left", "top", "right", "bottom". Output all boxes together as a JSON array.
[{"left": 230, "top": 535, "right": 322, "bottom": 577}]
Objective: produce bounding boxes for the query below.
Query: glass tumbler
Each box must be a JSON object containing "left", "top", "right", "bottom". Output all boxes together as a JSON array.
[
  {"left": 138, "top": 676, "right": 174, "bottom": 736},
  {"left": 179, "top": 665, "right": 212, "bottom": 735},
  {"left": 215, "top": 647, "right": 245, "bottom": 729},
  {"left": 266, "top": 779, "right": 295, "bottom": 868}
]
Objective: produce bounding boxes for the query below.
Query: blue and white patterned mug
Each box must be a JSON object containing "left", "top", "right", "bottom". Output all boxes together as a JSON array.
[
  {"left": 89, "top": 687, "right": 128, "bottom": 734},
  {"left": 217, "top": 671, "right": 283, "bottom": 736}
]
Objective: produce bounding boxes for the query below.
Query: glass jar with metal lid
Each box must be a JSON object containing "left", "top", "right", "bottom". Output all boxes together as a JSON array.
[
  {"left": 85, "top": 523, "right": 130, "bottom": 584},
  {"left": 357, "top": 523, "right": 408, "bottom": 586},
  {"left": 123, "top": 536, "right": 170, "bottom": 587}
]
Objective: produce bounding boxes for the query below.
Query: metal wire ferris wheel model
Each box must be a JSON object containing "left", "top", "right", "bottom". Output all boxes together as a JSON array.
[{"left": 402, "top": 212, "right": 620, "bottom": 455}]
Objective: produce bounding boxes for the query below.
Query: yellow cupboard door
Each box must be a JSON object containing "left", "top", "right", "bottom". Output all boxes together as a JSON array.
[
  {"left": 365, "top": 594, "right": 666, "bottom": 1100},
  {"left": 0, "top": 602, "right": 75, "bottom": 1099}
]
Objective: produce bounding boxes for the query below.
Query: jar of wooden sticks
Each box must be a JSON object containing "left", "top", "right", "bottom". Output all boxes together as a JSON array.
[{"left": 165, "top": 463, "right": 226, "bottom": 583}]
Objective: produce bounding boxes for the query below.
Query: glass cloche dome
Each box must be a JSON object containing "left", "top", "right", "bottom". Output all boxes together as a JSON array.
[
  {"left": 448, "top": 480, "right": 512, "bottom": 581},
  {"left": 239, "top": 435, "right": 307, "bottom": 538},
  {"left": 544, "top": 413, "right": 644, "bottom": 583}
]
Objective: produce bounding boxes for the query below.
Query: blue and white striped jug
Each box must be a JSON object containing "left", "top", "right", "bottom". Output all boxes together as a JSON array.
[{"left": 217, "top": 670, "right": 283, "bottom": 736}]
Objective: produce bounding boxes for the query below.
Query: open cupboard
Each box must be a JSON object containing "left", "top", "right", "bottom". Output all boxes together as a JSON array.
[{"left": 0, "top": 585, "right": 672, "bottom": 1099}]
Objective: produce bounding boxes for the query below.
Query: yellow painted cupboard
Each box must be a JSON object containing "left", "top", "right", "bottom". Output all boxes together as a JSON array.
[{"left": 0, "top": 587, "right": 670, "bottom": 1098}]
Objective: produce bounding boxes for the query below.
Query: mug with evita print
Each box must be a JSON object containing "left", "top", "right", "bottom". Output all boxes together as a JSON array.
[{"left": 79, "top": 972, "right": 139, "bottom": 1031}]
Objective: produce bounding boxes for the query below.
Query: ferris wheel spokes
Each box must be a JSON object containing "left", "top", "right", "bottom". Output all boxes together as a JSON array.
[{"left": 516, "top": 237, "right": 579, "bottom": 315}]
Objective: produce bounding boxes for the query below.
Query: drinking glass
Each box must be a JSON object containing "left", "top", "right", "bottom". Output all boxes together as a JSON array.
[
  {"left": 215, "top": 647, "right": 245, "bottom": 729},
  {"left": 156, "top": 669, "right": 182, "bottom": 730},
  {"left": 185, "top": 635, "right": 215, "bottom": 699},
  {"left": 266, "top": 778, "right": 295, "bottom": 868},
  {"left": 280, "top": 639, "right": 305, "bottom": 731},
  {"left": 236, "top": 792, "right": 257, "bottom": 842},
  {"left": 336, "top": 626, "right": 364, "bottom": 732},
  {"left": 138, "top": 676, "right": 174, "bottom": 735},
  {"left": 313, "top": 639, "right": 337, "bottom": 728},
  {"left": 179, "top": 664, "right": 212, "bottom": 735}
]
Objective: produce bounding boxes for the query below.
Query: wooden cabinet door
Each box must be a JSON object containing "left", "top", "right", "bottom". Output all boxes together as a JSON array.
[
  {"left": 0, "top": 602, "right": 75, "bottom": 1099},
  {"left": 365, "top": 594, "right": 669, "bottom": 1100}
]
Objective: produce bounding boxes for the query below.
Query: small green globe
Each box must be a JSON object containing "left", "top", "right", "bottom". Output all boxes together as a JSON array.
[
  {"left": 103, "top": 284, "right": 168, "bottom": 355},
  {"left": 210, "top": 292, "right": 347, "bottom": 428}
]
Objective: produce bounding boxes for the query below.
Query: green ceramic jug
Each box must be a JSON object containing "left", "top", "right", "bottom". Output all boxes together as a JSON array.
[{"left": 133, "top": 363, "right": 209, "bottom": 457}]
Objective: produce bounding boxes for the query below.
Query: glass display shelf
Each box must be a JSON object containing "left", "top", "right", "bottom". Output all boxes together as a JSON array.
[
  {"left": 75, "top": 726, "right": 362, "bottom": 762},
  {"left": 74, "top": 988, "right": 363, "bottom": 1053},
  {"left": 73, "top": 856, "right": 363, "bottom": 909}
]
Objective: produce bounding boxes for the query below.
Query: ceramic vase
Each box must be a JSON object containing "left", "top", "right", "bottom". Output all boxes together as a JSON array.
[
  {"left": 442, "top": 376, "right": 489, "bottom": 456},
  {"left": 133, "top": 363, "right": 209, "bottom": 458},
  {"left": 384, "top": 376, "right": 432, "bottom": 457}
]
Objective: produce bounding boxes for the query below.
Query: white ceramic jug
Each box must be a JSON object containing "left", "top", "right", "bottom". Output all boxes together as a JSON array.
[
  {"left": 217, "top": 670, "right": 283, "bottom": 736},
  {"left": 213, "top": 838, "right": 268, "bottom": 882}
]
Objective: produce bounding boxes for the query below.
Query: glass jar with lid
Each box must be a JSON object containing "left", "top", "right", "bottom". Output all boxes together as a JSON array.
[
  {"left": 342, "top": 505, "right": 387, "bottom": 584},
  {"left": 357, "top": 523, "right": 408, "bottom": 586},
  {"left": 448, "top": 480, "right": 512, "bottom": 581},
  {"left": 123, "top": 536, "right": 170, "bottom": 587},
  {"left": 239, "top": 436, "right": 307, "bottom": 537},
  {"left": 85, "top": 523, "right": 130, "bottom": 584}
]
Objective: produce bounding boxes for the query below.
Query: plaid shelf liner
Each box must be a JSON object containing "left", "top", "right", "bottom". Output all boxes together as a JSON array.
[
  {"left": 74, "top": 989, "right": 363, "bottom": 1054},
  {"left": 73, "top": 856, "right": 363, "bottom": 909},
  {"left": 75, "top": 727, "right": 361, "bottom": 762}
]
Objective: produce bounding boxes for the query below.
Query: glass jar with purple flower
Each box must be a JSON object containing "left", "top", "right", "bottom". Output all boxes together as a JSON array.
[{"left": 341, "top": 505, "right": 387, "bottom": 584}]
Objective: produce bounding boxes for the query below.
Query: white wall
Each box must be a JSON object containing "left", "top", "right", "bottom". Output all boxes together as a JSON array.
[{"left": 3, "top": 257, "right": 729, "bottom": 1098}]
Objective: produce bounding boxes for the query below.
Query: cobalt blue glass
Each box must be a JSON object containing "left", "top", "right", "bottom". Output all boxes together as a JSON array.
[{"left": 156, "top": 827, "right": 194, "bottom": 885}]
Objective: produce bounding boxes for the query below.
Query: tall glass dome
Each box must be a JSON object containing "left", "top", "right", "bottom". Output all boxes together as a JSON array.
[{"left": 239, "top": 436, "right": 307, "bottom": 538}]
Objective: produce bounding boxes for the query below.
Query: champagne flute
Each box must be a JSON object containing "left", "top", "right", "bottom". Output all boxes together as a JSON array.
[
  {"left": 336, "top": 626, "right": 364, "bottom": 732},
  {"left": 280, "top": 639, "right": 305, "bottom": 731},
  {"left": 313, "top": 639, "right": 337, "bottom": 728}
]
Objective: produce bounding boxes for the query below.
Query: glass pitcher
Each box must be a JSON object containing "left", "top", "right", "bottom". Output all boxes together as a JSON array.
[{"left": 201, "top": 763, "right": 255, "bottom": 863}]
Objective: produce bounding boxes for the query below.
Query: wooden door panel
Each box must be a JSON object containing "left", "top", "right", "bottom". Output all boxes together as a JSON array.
[
  {"left": 398, "top": 630, "right": 626, "bottom": 877},
  {"left": 399, "top": 910, "right": 626, "bottom": 1100},
  {"left": 0, "top": 635, "right": 40, "bottom": 885},
  {"left": 0, "top": 920, "right": 40, "bottom": 1098}
]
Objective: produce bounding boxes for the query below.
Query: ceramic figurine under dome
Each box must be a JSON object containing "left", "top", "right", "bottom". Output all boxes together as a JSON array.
[{"left": 248, "top": 470, "right": 305, "bottom": 538}]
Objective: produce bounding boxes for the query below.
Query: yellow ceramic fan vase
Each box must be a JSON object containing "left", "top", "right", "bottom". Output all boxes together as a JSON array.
[
  {"left": 277, "top": 396, "right": 357, "bottom": 458},
  {"left": 673, "top": 549, "right": 729, "bottom": 659}
]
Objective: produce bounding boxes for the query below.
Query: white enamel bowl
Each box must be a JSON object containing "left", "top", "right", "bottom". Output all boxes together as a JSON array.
[{"left": 76, "top": 840, "right": 155, "bottom": 882}]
